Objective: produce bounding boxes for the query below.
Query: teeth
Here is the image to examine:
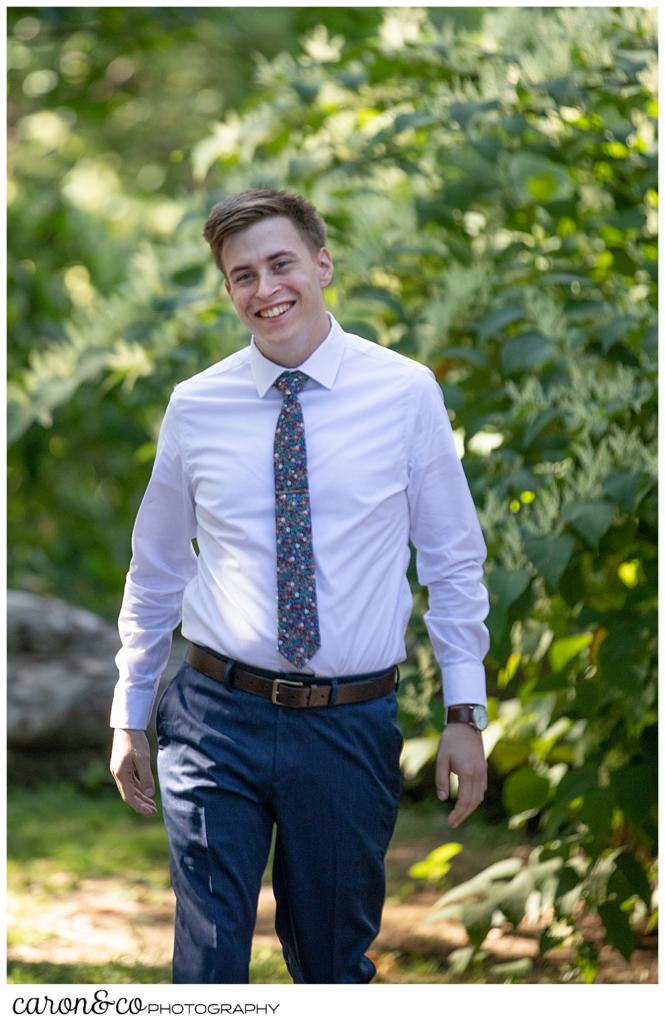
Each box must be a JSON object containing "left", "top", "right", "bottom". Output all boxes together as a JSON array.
[{"left": 258, "top": 303, "right": 292, "bottom": 319}]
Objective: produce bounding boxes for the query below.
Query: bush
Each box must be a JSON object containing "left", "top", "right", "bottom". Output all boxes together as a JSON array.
[{"left": 8, "top": 7, "right": 657, "bottom": 979}]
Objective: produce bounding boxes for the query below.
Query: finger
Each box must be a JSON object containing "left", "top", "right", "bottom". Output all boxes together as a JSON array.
[
  {"left": 126, "top": 783, "right": 158, "bottom": 816},
  {"left": 116, "top": 770, "right": 158, "bottom": 815},
  {"left": 448, "top": 774, "right": 483, "bottom": 827},
  {"left": 110, "top": 767, "right": 129, "bottom": 802},
  {"left": 128, "top": 799, "right": 157, "bottom": 817},
  {"left": 134, "top": 760, "right": 156, "bottom": 799},
  {"left": 130, "top": 776, "right": 157, "bottom": 803},
  {"left": 129, "top": 773, "right": 157, "bottom": 810},
  {"left": 451, "top": 775, "right": 486, "bottom": 825},
  {"left": 436, "top": 753, "right": 450, "bottom": 801}
]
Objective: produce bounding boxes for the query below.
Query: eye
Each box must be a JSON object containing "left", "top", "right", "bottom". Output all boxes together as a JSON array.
[{"left": 274, "top": 260, "right": 291, "bottom": 271}]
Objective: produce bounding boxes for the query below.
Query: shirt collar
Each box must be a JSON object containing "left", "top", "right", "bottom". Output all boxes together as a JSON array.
[{"left": 249, "top": 312, "right": 346, "bottom": 398}]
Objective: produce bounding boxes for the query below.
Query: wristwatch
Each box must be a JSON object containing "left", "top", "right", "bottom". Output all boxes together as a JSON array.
[{"left": 444, "top": 704, "right": 488, "bottom": 733}]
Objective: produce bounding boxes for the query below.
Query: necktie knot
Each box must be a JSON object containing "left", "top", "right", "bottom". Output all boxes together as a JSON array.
[{"left": 275, "top": 371, "right": 309, "bottom": 398}]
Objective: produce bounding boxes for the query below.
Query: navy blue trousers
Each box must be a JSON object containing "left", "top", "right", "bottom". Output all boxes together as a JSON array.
[{"left": 155, "top": 659, "right": 403, "bottom": 984}]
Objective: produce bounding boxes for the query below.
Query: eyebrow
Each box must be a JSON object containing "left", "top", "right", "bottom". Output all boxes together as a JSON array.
[{"left": 228, "top": 250, "right": 298, "bottom": 278}]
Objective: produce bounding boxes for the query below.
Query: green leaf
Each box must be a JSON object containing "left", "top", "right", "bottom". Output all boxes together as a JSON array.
[
  {"left": 548, "top": 632, "right": 593, "bottom": 672},
  {"left": 461, "top": 902, "right": 494, "bottom": 947},
  {"left": 597, "top": 627, "right": 647, "bottom": 691},
  {"left": 7, "top": 399, "right": 35, "bottom": 446},
  {"left": 508, "top": 153, "right": 574, "bottom": 204},
  {"left": 441, "top": 345, "right": 489, "bottom": 369},
  {"left": 342, "top": 319, "right": 378, "bottom": 342},
  {"left": 476, "top": 304, "right": 523, "bottom": 342},
  {"left": 555, "top": 765, "right": 598, "bottom": 803},
  {"left": 523, "top": 533, "right": 575, "bottom": 590},
  {"left": 490, "top": 738, "right": 531, "bottom": 774},
  {"left": 170, "top": 264, "right": 205, "bottom": 287},
  {"left": 556, "top": 865, "right": 583, "bottom": 898},
  {"left": 487, "top": 605, "right": 510, "bottom": 663},
  {"left": 602, "top": 470, "right": 654, "bottom": 514},
  {"left": 608, "top": 851, "right": 652, "bottom": 907},
  {"left": 600, "top": 315, "right": 636, "bottom": 352},
  {"left": 579, "top": 787, "right": 614, "bottom": 841},
  {"left": 530, "top": 670, "right": 570, "bottom": 694},
  {"left": 433, "top": 858, "right": 524, "bottom": 909},
  {"left": 561, "top": 500, "right": 615, "bottom": 548},
  {"left": 522, "top": 408, "right": 559, "bottom": 448},
  {"left": 449, "top": 98, "right": 498, "bottom": 128},
  {"left": 541, "top": 272, "right": 593, "bottom": 286},
  {"left": 539, "top": 926, "right": 564, "bottom": 956},
  {"left": 501, "top": 331, "right": 556, "bottom": 373},
  {"left": 400, "top": 735, "right": 439, "bottom": 780},
  {"left": 291, "top": 79, "right": 319, "bottom": 104},
  {"left": 500, "top": 114, "right": 530, "bottom": 135},
  {"left": 598, "top": 901, "right": 636, "bottom": 961},
  {"left": 487, "top": 567, "right": 532, "bottom": 608},
  {"left": 503, "top": 765, "right": 550, "bottom": 815},
  {"left": 393, "top": 111, "right": 438, "bottom": 133},
  {"left": 489, "top": 958, "right": 533, "bottom": 979},
  {"left": 347, "top": 285, "right": 404, "bottom": 318},
  {"left": 610, "top": 765, "right": 656, "bottom": 826},
  {"left": 408, "top": 842, "right": 463, "bottom": 882},
  {"left": 469, "top": 136, "right": 502, "bottom": 164},
  {"left": 498, "top": 878, "right": 533, "bottom": 927},
  {"left": 447, "top": 946, "right": 477, "bottom": 974}
]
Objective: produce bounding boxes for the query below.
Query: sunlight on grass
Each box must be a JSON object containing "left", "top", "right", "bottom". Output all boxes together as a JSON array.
[
  {"left": 8, "top": 783, "right": 566, "bottom": 985},
  {"left": 8, "top": 782, "right": 170, "bottom": 889},
  {"left": 7, "top": 960, "right": 170, "bottom": 985},
  {"left": 249, "top": 947, "right": 293, "bottom": 984},
  {"left": 7, "top": 947, "right": 293, "bottom": 985}
]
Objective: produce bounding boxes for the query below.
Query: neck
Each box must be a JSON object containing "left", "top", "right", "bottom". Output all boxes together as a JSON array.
[{"left": 254, "top": 311, "right": 330, "bottom": 369}]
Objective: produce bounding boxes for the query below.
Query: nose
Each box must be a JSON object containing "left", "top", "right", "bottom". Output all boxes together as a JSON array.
[{"left": 255, "top": 268, "right": 279, "bottom": 299}]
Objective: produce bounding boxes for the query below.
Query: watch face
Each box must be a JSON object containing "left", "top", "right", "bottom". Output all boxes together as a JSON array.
[{"left": 473, "top": 706, "right": 489, "bottom": 729}]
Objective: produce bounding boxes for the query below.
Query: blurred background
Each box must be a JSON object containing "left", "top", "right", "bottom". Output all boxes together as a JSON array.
[{"left": 7, "top": 6, "right": 657, "bottom": 985}]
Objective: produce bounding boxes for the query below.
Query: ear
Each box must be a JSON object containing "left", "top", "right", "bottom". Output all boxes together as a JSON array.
[{"left": 318, "top": 246, "right": 334, "bottom": 287}]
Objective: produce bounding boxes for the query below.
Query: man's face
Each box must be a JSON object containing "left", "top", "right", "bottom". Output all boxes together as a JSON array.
[{"left": 222, "top": 216, "right": 333, "bottom": 357}]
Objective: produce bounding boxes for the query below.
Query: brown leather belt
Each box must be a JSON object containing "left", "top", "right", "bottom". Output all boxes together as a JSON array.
[{"left": 185, "top": 643, "right": 399, "bottom": 708}]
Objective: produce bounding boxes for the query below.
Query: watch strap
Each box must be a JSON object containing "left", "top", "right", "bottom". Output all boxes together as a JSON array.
[{"left": 445, "top": 704, "right": 485, "bottom": 730}]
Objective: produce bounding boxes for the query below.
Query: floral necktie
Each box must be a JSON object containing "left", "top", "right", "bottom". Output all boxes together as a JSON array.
[{"left": 273, "top": 371, "right": 321, "bottom": 668}]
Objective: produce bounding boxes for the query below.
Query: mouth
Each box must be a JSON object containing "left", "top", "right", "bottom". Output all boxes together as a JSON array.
[{"left": 255, "top": 301, "right": 295, "bottom": 321}]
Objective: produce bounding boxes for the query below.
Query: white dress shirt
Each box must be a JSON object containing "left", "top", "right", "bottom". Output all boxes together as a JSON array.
[{"left": 111, "top": 313, "right": 489, "bottom": 729}]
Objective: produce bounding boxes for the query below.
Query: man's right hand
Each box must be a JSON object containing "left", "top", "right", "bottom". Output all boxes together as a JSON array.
[{"left": 110, "top": 728, "right": 158, "bottom": 816}]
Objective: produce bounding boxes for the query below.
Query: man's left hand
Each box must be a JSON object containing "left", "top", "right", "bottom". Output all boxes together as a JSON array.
[{"left": 436, "top": 724, "right": 487, "bottom": 828}]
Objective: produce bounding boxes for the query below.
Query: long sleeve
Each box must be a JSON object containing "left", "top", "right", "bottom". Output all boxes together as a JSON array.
[
  {"left": 110, "top": 393, "right": 198, "bottom": 729},
  {"left": 406, "top": 368, "right": 490, "bottom": 708}
]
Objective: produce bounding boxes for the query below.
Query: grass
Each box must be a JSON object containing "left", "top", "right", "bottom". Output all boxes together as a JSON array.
[
  {"left": 7, "top": 961, "right": 170, "bottom": 985},
  {"left": 7, "top": 780, "right": 517, "bottom": 897},
  {"left": 7, "top": 780, "right": 171, "bottom": 890},
  {"left": 4, "top": 781, "right": 556, "bottom": 985},
  {"left": 373, "top": 949, "right": 538, "bottom": 984},
  {"left": 7, "top": 949, "right": 294, "bottom": 986}
]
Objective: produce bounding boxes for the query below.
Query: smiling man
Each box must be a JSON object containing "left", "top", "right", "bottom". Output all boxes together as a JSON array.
[
  {"left": 109, "top": 187, "right": 490, "bottom": 985},
  {"left": 222, "top": 211, "right": 333, "bottom": 368}
]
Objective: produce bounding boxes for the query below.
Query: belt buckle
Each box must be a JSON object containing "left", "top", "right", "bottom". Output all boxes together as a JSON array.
[{"left": 271, "top": 677, "right": 305, "bottom": 706}]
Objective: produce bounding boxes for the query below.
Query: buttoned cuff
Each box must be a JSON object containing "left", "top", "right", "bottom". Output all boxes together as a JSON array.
[
  {"left": 440, "top": 662, "right": 487, "bottom": 709},
  {"left": 109, "top": 688, "right": 155, "bottom": 731}
]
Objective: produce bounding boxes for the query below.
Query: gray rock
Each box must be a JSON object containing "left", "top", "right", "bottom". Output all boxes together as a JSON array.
[{"left": 7, "top": 590, "right": 187, "bottom": 775}]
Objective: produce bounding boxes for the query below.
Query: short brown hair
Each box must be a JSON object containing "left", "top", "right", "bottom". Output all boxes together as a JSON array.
[{"left": 202, "top": 187, "right": 327, "bottom": 275}]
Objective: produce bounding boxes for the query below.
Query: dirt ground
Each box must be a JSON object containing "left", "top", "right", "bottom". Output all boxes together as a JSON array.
[{"left": 8, "top": 836, "right": 657, "bottom": 984}]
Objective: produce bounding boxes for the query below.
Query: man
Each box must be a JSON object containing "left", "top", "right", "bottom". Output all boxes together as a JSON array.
[{"left": 109, "top": 187, "right": 490, "bottom": 985}]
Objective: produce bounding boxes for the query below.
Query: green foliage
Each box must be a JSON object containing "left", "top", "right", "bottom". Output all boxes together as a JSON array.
[
  {"left": 7, "top": 782, "right": 170, "bottom": 887},
  {"left": 409, "top": 841, "right": 463, "bottom": 883},
  {"left": 7, "top": 961, "right": 170, "bottom": 985},
  {"left": 8, "top": 6, "right": 657, "bottom": 977}
]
